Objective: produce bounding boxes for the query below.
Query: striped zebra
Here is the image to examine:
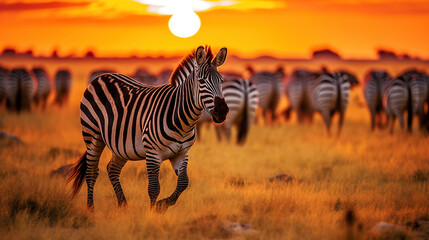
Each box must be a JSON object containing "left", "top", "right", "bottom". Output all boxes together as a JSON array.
[
  {"left": 310, "top": 71, "right": 354, "bottom": 136},
  {"left": 385, "top": 73, "right": 413, "bottom": 133},
  {"left": 5, "top": 68, "right": 34, "bottom": 112},
  {"left": 55, "top": 69, "right": 72, "bottom": 105},
  {"left": 248, "top": 66, "right": 284, "bottom": 122},
  {"left": 32, "top": 68, "right": 51, "bottom": 109},
  {"left": 89, "top": 70, "right": 114, "bottom": 83},
  {"left": 409, "top": 72, "right": 429, "bottom": 131},
  {"left": 0, "top": 66, "right": 8, "bottom": 106},
  {"left": 197, "top": 78, "right": 259, "bottom": 144},
  {"left": 363, "top": 70, "right": 391, "bottom": 130},
  {"left": 68, "top": 46, "right": 229, "bottom": 212},
  {"left": 284, "top": 69, "right": 314, "bottom": 123}
]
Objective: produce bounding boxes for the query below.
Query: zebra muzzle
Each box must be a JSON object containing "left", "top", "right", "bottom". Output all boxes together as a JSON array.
[{"left": 210, "top": 96, "right": 229, "bottom": 124}]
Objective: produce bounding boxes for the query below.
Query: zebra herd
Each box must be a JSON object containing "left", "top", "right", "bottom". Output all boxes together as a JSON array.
[
  {"left": 1, "top": 45, "right": 422, "bottom": 212},
  {"left": 285, "top": 68, "right": 429, "bottom": 134},
  {"left": 285, "top": 68, "right": 359, "bottom": 135},
  {"left": 0, "top": 66, "right": 72, "bottom": 112},
  {"left": 366, "top": 70, "right": 429, "bottom": 133}
]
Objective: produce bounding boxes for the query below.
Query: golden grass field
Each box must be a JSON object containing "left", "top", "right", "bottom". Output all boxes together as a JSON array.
[{"left": 0, "top": 58, "right": 429, "bottom": 239}]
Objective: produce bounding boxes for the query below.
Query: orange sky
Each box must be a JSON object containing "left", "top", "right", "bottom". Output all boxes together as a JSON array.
[{"left": 1, "top": 0, "right": 428, "bottom": 59}]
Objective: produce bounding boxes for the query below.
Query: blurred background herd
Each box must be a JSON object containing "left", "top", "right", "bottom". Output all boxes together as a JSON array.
[{"left": 1, "top": 50, "right": 428, "bottom": 144}]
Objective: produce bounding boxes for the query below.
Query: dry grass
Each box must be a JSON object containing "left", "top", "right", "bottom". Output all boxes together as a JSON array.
[{"left": 1, "top": 63, "right": 429, "bottom": 239}]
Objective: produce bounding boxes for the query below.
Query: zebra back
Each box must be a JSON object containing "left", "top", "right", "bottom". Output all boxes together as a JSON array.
[
  {"left": 311, "top": 73, "right": 340, "bottom": 113},
  {"left": 410, "top": 73, "right": 429, "bottom": 129},
  {"left": 0, "top": 66, "right": 8, "bottom": 104},
  {"left": 385, "top": 75, "right": 412, "bottom": 130},
  {"left": 410, "top": 73, "right": 429, "bottom": 112},
  {"left": 55, "top": 70, "right": 72, "bottom": 105},
  {"left": 364, "top": 70, "right": 391, "bottom": 113},
  {"left": 32, "top": 68, "right": 51, "bottom": 103},
  {"left": 286, "top": 69, "right": 313, "bottom": 119},
  {"left": 6, "top": 68, "right": 34, "bottom": 112},
  {"left": 249, "top": 70, "right": 283, "bottom": 119}
]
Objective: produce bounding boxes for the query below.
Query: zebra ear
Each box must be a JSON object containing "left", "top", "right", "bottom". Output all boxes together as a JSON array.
[
  {"left": 213, "top": 48, "right": 227, "bottom": 67},
  {"left": 196, "top": 46, "right": 207, "bottom": 66}
]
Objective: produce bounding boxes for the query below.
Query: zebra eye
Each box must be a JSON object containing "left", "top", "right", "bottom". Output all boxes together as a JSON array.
[{"left": 198, "top": 78, "right": 205, "bottom": 84}]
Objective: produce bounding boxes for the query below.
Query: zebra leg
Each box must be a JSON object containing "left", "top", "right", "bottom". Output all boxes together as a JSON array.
[
  {"left": 156, "top": 152, "right": 189, "bottom": 213},
  {"left": 398, "top": 114, "right": 405, "bottom": 130},
  {"left": 85, "top": 146, "right": 104, "bottom": 209},
  {"left": 146, "top": 152, "right": 161, "bottom": 209},
  {"left": 107, "top": 155, "right": 128, "bottom": 207},
  {"left": 389, "top": 115, "right": 396, "bottom": 134},
  {"left": 337, "top": 111, "right": 345, "bottom": 137},
  {"left": 370, "top": 109, "right": 376, "bottom": 131},
  {"left": 321, "top": 111, "right": 332, "bottom": 136}
]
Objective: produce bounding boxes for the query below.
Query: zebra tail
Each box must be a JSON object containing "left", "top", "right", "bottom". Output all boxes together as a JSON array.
[
  {"left": 237, "top": 86, "right": 249, "bottom": 145},
  {"left": 407, "top": 84, "right": 413, "bottom": 132},
  {"left": 67, "top": 151, "right": 88, "bottom": 197}
]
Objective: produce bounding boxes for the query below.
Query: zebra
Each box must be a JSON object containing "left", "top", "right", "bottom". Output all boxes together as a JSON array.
[
  {"left": 410, "top": 73, "right": 429, "bottom": 131},
  {"left": 89, "top": 70, "right": 114, "bottom": 83},
  {"left": 284, "top": 69, "right": 314, "bottom": 123},
  {"left": 0, "top": 66, "right": 8, "bottom": 106},
  {"left": 363, "top": 70, "right": 391, "bottom": 130},
  {"left": 197, "top": 78, "right": 259, "bottom": 145},
  {"left": 248, "top": 66, "right": 284, "bottom": 122},
  {"left": 5, "top": 68, "right": 34, "bottom": 112},
  {"left": 55, "top": 69, "right": 72, "bottom": 105},
  {"left": 32, "top": 68, "right": 51, "bottom": 109},
  {"left": 68, "top": 46, "right": 229, "bottom": 212},
  {"left": 310, "top": 71, "right": 354, "bottom": 136}
]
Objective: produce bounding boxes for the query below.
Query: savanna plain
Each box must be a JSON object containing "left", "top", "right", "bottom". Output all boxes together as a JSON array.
[{"left": 0, "top": 59, "right": 429, "bottom": 240}]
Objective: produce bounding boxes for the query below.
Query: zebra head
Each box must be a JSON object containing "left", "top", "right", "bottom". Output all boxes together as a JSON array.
[{"left": 194, "top": 46, "right": 229, "bottom": 123}]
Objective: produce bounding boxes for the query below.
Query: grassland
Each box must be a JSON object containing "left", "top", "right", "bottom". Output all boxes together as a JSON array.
[{"left": 0, "top": 60, "right": 429, "bottom": 239}]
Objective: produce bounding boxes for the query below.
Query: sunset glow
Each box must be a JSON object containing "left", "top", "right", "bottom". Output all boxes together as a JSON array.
[{"left": 0, "top": 0, "right": 428, "bottom": 58}]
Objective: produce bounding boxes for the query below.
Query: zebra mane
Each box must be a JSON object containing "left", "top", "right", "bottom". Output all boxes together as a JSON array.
[{"left": 170, "top": 46, "right": 214, "bottom": 87}]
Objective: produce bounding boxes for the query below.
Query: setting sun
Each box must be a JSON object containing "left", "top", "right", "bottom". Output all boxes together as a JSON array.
[{"left": 168, "top": 10, "right": 201, "bottom": 38}]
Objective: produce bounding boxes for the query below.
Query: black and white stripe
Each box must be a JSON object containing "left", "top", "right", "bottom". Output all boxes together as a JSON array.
[
  {"left": 249, "top": 67, "right": 284, "bottom": 122},
  {"left": 32, "top": 68, "right": 51, "bottom": 109},
  {"left": 410, "top": 73, "right": 429, "bottom": 131},
  {"left": 55, "top": 69, "right": 72, "bottom": 105},
  {"left": 363, "top": 70, "right": 391, "bottom": 130},
  {"left": 285, "top": 69, "right": 314, "bottom": 123},
  {"left": 0, "top": 66, "right": 8, "bottom": 106},
  {"left": 310, "top": 71, "right": 352, "bottom": 135},
  {"left": 385, "top": 74, "right": 412, "bottom": 133},
  {"left": 68, "top": 46, "right": 229, "bottom": 212},
  {"left": 198, "top": 78, "right": 259, "bottom": 144},
  {"left": 5, "top": 68, "right": 34, "bottom": 112}
]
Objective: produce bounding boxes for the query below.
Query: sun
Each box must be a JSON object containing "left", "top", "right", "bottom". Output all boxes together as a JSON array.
[{"left": 168, "top": 9, "right": 201, "bottom": 38}]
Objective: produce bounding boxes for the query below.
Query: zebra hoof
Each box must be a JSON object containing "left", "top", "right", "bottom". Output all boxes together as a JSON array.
[{"left": 154, "top": 199, "right": 170, "bottom": 213}]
